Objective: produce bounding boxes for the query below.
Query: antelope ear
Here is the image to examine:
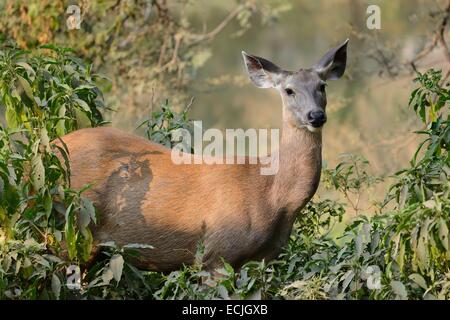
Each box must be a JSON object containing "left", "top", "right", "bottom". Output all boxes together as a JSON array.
[
  {"left": 242, "top": 51, "right": 282, "bottom": 88},
  {"left": 313, "top": 39, "right": 349, "bottom": 80}
]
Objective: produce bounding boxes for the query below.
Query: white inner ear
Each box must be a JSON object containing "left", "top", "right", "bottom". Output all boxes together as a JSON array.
[
  {"left": 242, "top": 52, "right": 281, "bottom": 88},
  {"left": 261, "top": 69, "right": 276, "bottom": 86},
  {"left": 250, "top": 67, "right": 275, "bottom": 88},
  {"left": 257, "top": 63, "right": 280, "bottom": 88}
]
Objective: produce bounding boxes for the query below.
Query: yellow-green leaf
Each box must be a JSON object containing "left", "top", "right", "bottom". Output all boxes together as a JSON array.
[
  {"left": 40, "top": 127, "right": 51, "bottom": 153},
  {"left": 74, "top": 107, "right": 91, "bottom": 128},
  {"left": 417, "top": 219, "right": 431, "bottom": 272},
  {"left": 74, "top": 98, "right": 90, "bottom": 112},
  {"left": 438, "top": 218, "right": 448, "bottom": 251},
  {"left": 5, "top": 104, "right": 19, "bottom": 129},
  {"left": 396, "top": 240, "right": 405, "bottom": 272},
  {"left": 31, "top": 154, "right": 45, "bottom": 191},
  {"left": 409, "top": 273, "right": 427, "bottom": 290},
  {"left": 16, "top": 62, "right": 35, "bottom": 78},
  {"left": 65, "top": 209, "right": 77, "bottom": 260},
  {"left": 77, "top": 228, "right": 93, "bottom": 263},
  {"left": 56, "top": 105, "right": 66, "bottom": 136},
  {"left": 17, "top": 75, "right": 33, "bottom": 100}
]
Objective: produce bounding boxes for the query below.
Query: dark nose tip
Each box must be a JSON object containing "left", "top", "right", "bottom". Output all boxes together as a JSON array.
[{"left": 307, "top": 110, "right": 326, "bottom": 127}]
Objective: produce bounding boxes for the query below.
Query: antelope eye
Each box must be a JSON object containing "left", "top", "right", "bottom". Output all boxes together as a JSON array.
[
  {"left": 319, "top": 83, "right": 326, "bottom": 92},
  {"left": 285, "top": 88, "right": 295, "bottom": 96}
]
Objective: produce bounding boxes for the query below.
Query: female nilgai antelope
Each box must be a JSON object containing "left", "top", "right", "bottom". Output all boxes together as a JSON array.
[{"left": 58, "top": 40, "right": 348, "bottom": 271}]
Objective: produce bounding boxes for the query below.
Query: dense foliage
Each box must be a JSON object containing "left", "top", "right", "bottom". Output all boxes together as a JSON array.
[
  {"left": 0, "top": 43, "right": 449, "bottom": 300},
  {"left": 0, "top": 42, "right": 105, "bottom": 298}
]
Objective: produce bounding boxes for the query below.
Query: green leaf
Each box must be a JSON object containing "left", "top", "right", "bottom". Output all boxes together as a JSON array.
[
  {"left": 5, "top": 103, "right": 19, "bottom": 130},
  {"left": 223, "top": 261, "right": 234, "bottom": 275},
  {"left": 51, "top": 274, "right": 61, "bottom": 300},
  {"left": 417, "top": 218, "right": 431, "bottom": 272},
  {"left": 78, "top": 209, "right": 90, "bottom": 231},
  {"left": 56, "top": 105, "right": 66, "bottom": 136},
  {"left": 391, "top": 280, "right": 407, "bottom": 299},
  {"left": 17, "top": 75, "right": 33, "bottom": 100},
  {"left": 14, "top": 258, "right": 22, "bottom": 275},
  {"left": 396, "top": 240, "right": 405, "bottom": 272},
  {"left": 341, "top": 270, "right": 355, "bottom": 293},
  {"left": 438, "top": 218, "right": 448, "bottom": 251},
  {"left": 74, "top": 98, "right": 91, "bottom": 112},
  {"left": 109, "top": 254, "right": 124, "bottom": 283},
  {"left": 354, "top": 235, "right": 363, "bottom": 259},
  {"left": 65, "top": 208, "right": 77, "bottom": 260},
  {"left": 31, "top": 154, "right": 45, "bottom": 191},
  {"left": 40, "top": 127, "right": 51, "bottom": 153},
  {"left": 217, "top": 285, "right": 230, "bottom": 300},
  {"left": 80, "top": 197, "right": 96, "bottom": 225},
  {"left": 44, "top": 192, "right": 52, "bottom": 217},
  {"left": 16, "top": 62, "right": 35, "bottom": 78},
  {"left": 416, "top": 237, "right": 428, "bottom": 272},
  {"left": 77, "top": 228, "right": 93, "bottom": 262},
  {"left": 409, "top": 274, "right": 427, "bottom": 290},
  {"left": 102, "top": 268, "right": 114, "bottom": 285},
  {"left": 74, "top": 107, "right": 91, "bottom": 128}
]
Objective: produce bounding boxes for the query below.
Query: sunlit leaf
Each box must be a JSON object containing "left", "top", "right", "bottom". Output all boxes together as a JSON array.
[
  {"left": 391, "top": 280, "right": 407, "bottom": 299},
  {"left": 17, "top": 75, "right": 33, "bottom": 100},
  {"left": 5, "top": 103, "right": 19, "bottom": 129},
  {"left": 56, "top": 105, "right": 66, "bottom": 136},
  {"left": 409, "top": 273, "right": 427, "bottom": 290},
  {"left": 31, "top": 154, "right": 45, "bottom": 191},
  {"left": 438, "top": 218, "right": 448, "bottom": 251},
  {"left": 109, "top": 254, "right": 124, "bottom": 282}
]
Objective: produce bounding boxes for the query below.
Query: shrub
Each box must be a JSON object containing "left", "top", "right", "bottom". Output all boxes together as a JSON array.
[{"left": 0, "top": 41, "right": 105, "bottom": 298}]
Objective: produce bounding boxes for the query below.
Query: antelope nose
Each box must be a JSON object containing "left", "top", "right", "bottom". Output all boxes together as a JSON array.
[{"left": 307, "top": 110, "right": 326, "bottom": 127}]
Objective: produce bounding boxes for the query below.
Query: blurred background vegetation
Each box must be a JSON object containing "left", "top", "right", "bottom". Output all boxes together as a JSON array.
[{"left": 0, "top": 0, "right": 449, "bottom": 300}]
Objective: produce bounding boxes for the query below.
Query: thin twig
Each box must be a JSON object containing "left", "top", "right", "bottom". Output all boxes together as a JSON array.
[
  {"left": 187, "top": 4, "right": 246, "bottom": 44},
  {"left": 185, "top": 96, "right": 195, "bottom": 113}
]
